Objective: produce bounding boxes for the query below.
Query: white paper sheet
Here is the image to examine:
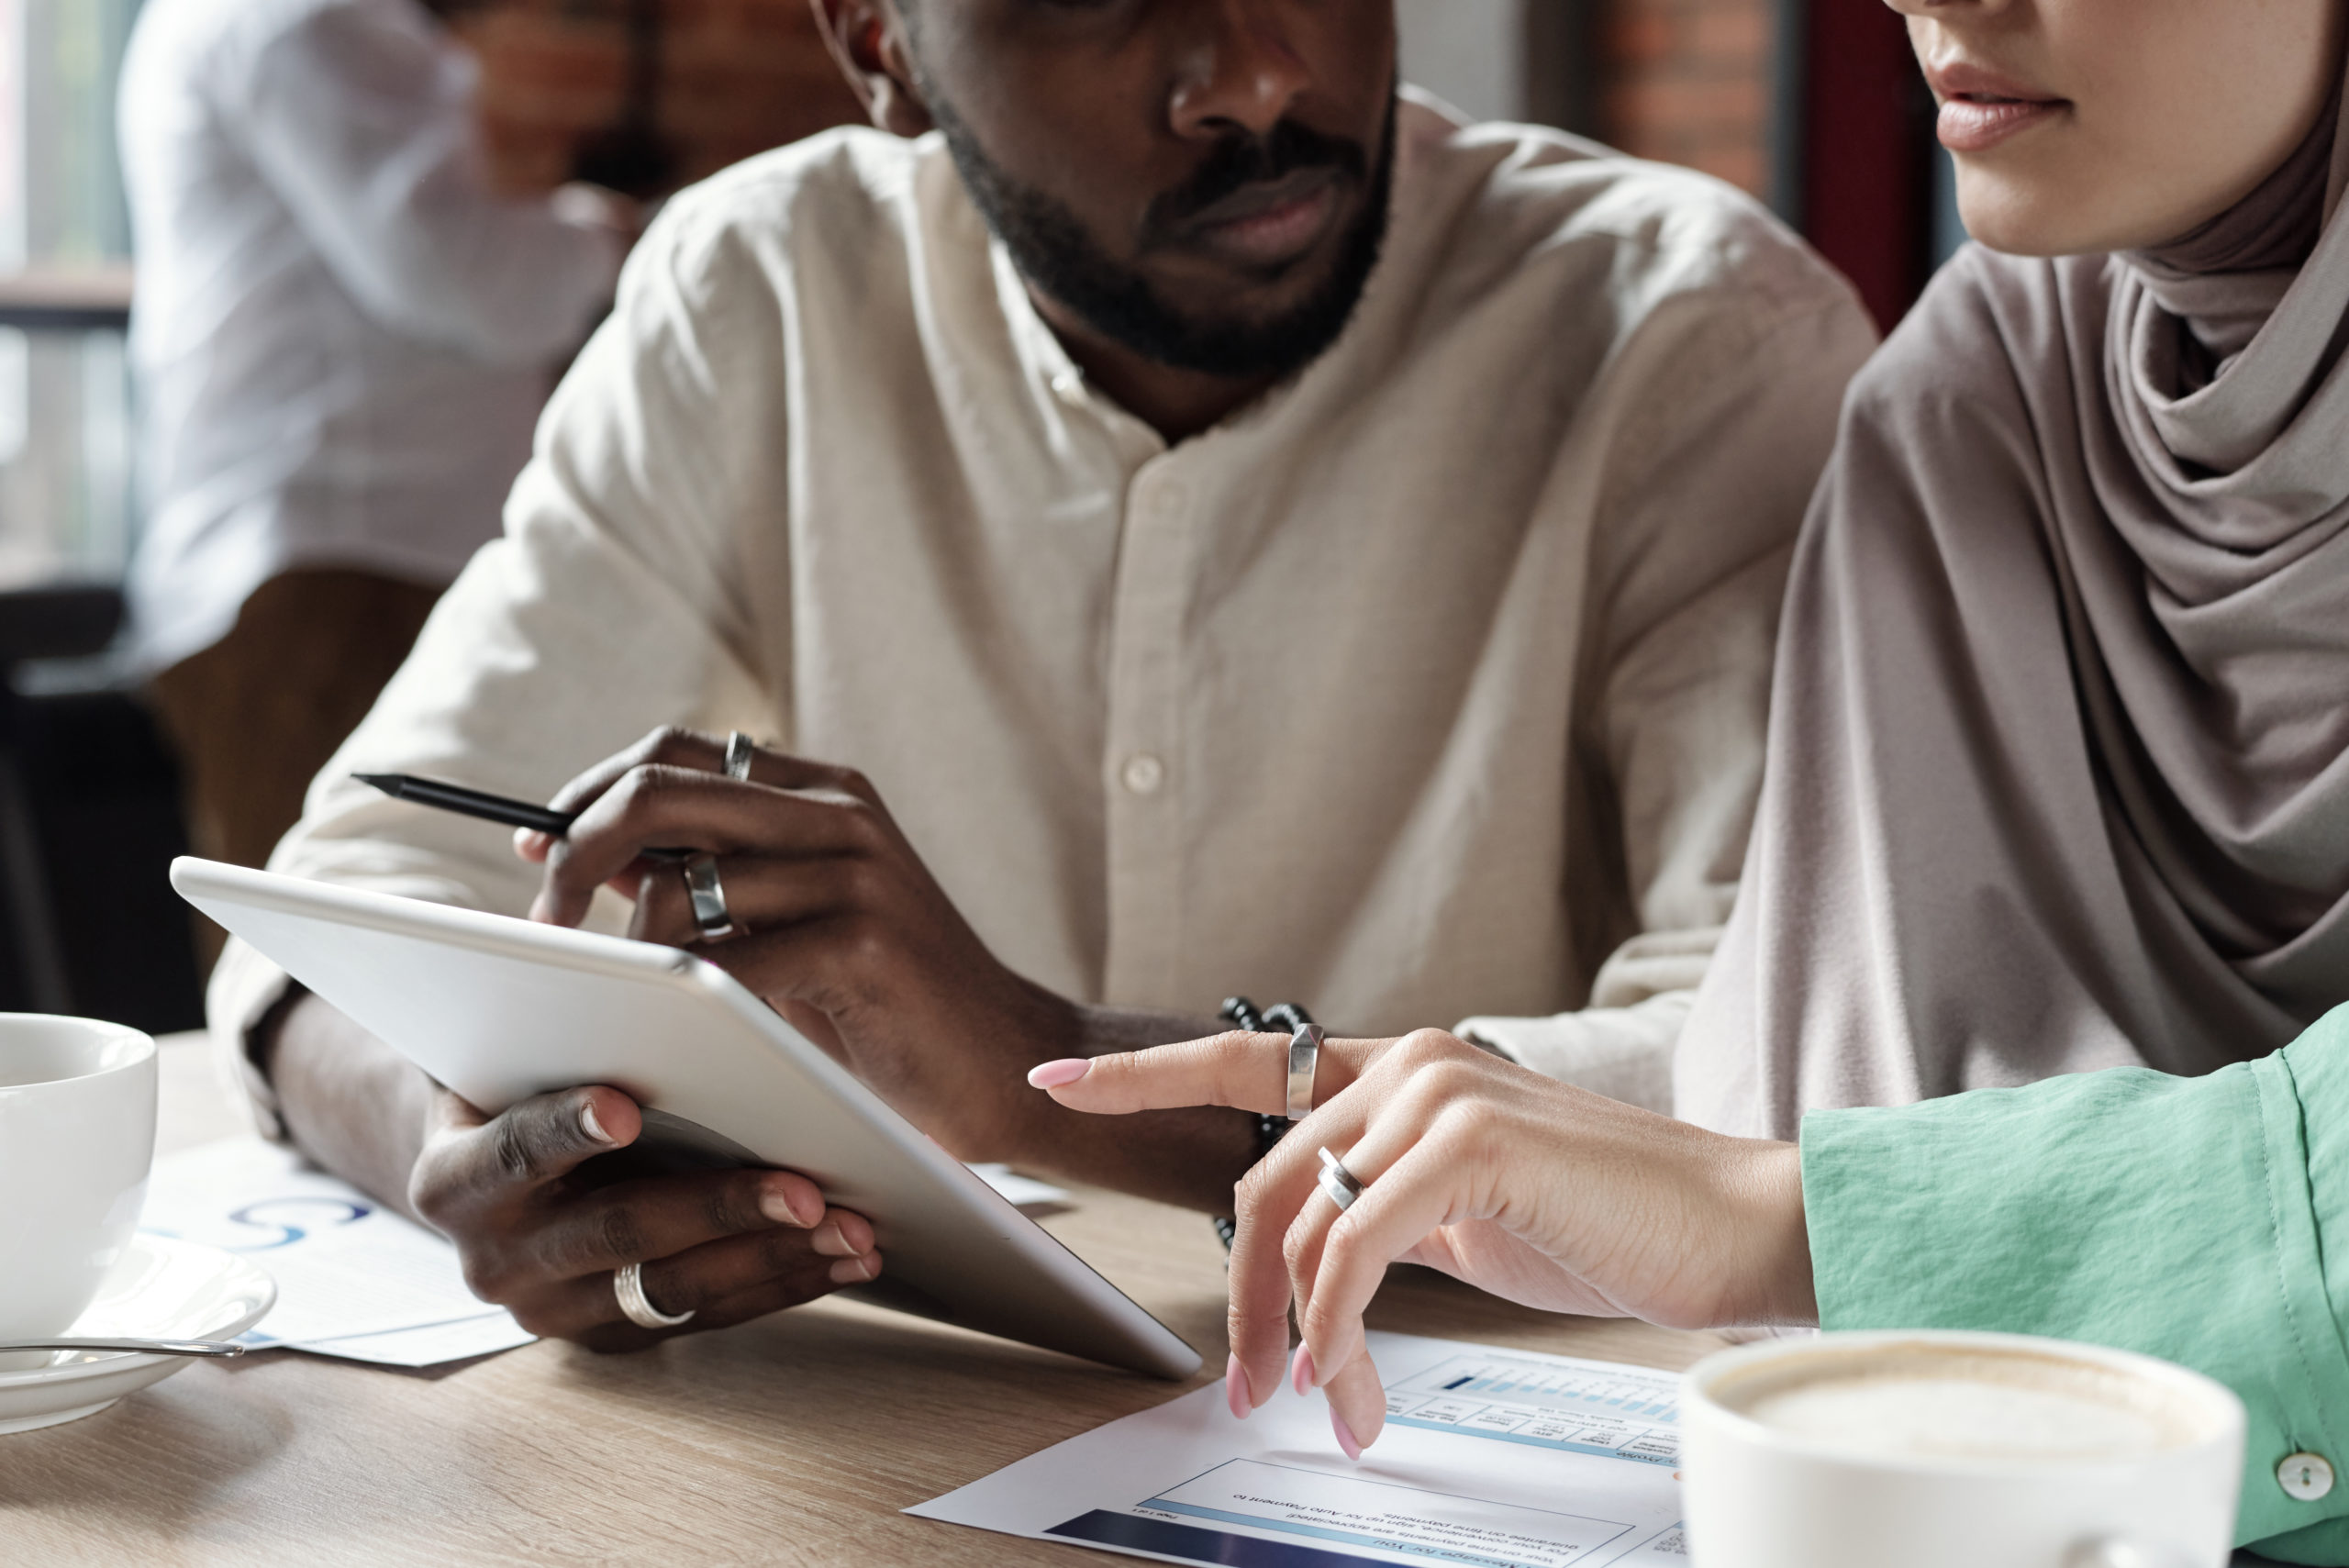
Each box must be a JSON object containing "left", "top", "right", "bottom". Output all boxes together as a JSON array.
[
  {"left": 911, "top": 1331, "right": 1693, "bottom": 1567},
  {"left": 140, "top": 1140, "right": 535, "bottom": 1364},
  {"left": 291, "top": 1312, "right": 540, "bottom": 1366},
  {"left": 969, "top": 1163, "right": 1073, "bottom": 1212}
]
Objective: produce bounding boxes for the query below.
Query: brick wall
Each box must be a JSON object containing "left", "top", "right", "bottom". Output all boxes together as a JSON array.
[
  {"left": 1591, "top": 0, "right": 1780, "bottom": 201},
  {"left": 448, "top": 0, "right": 865, "bottom": 196},
  {"left": 448, "top": 0, "right": 1792, "bottom": 224}
]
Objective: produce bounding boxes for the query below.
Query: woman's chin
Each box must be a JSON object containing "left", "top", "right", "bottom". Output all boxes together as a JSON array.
[
  {"left": 1954, "top": 177, "right": 2134, "bottom": 260},
  {"left": 1954, "top": 166, "right": 2243, "bottom": 261}
]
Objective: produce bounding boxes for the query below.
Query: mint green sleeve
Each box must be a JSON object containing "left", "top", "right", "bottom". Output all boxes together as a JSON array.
[{"left": 1802, "top": 1008, "right": 2349, "bottom": 1563}]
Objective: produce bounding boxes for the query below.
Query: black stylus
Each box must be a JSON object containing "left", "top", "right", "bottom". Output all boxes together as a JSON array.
[{"left": 354, "top": 773, "right": 692, "bottom": 862}]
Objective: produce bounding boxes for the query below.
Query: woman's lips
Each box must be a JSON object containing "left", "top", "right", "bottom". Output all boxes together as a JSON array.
[
  {"left": 1937, "top": 95, "right": 2068, "bottom": 153},
  {"left": 1926, "top": 61, "right": 2069, "bottom": 154}
]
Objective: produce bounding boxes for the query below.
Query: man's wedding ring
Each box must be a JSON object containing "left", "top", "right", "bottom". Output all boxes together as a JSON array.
[
  {"left": 614, "top": 1262, "right": 695, "bottom": 1330},
  {"left": 1317, "top": 1147, "right": 1364, "bottom": 1213},
  {"left": 722, "top": 729, "right": 756, "bottom": 782},
  {"left": 1286, "top": 1023, "right": 1323, "bottom": 1122},
  {"left": 684, "top": 853, "right": 735, "bottom": 941}
]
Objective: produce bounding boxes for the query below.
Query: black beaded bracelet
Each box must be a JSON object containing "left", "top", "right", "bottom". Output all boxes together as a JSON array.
[{"left": 1212, "top": 995, "right": 1317, "bottom": 1251}]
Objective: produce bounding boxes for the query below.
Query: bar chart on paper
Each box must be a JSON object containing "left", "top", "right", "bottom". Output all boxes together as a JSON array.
[{"left": 1383, "top": 1352, "right": 1684, "bottom": 1465}]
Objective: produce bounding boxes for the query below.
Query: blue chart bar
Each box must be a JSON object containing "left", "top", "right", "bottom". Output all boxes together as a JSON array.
[{"left": 1049, "top": 1510, "right": 1366, "bottom": 1568}]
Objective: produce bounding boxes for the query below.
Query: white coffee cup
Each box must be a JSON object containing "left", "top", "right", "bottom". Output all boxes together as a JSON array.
[
  {"left": 0, "top": 1015, "right": 158, "bottom": 1340},
  {"left": 1683, "top": 1329, "right": 2247, "bottom": 1568}
]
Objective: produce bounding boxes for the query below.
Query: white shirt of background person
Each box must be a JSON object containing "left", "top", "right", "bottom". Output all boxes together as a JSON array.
[{"left": 117, "top": 0, "right": 630, "bottom": 673}]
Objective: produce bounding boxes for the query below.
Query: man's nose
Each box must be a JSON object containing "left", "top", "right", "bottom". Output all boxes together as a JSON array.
[{"left": 1168, "top": 0, "right": 1312, "bottom": 142}]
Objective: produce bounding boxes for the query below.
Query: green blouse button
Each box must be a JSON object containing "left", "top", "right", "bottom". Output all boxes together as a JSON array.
[{"left": 2279, "top": 1452, "right": 2335, "bottom": 1502}]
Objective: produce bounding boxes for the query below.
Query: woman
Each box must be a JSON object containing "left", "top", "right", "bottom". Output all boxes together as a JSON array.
[
  {"left": 1673, "top": 0, "right": 2349, "bottom": 1140},
  {"left": 1041, "top": 0, "right": 2349, "bottom": 1560}
]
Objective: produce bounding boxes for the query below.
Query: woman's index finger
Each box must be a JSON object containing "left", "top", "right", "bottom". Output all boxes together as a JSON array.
[{"left": 1039, "top": 1030, "right": 1386, "bottom": 1117}]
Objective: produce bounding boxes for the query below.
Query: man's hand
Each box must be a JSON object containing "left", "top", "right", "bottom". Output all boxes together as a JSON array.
[
  {"left": 516, "top": 728, "right": 1253, "bottom": 1207},
  {"left": 408, "top": 1080, "right": 880, "bottom": 1351}
]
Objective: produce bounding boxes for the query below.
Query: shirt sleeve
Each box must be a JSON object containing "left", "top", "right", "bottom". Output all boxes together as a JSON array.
[
  {"left": 229, "top": 0, "right": 622, "bottom": 364},
  {"left": 206, "top": 191, "right": 792, "bottom": 1136},
  {"left": 1803, "top": 1008, "right": 2349, "bottom": 1563},
  {"left": 1463, "top": 277, "right": 1878, "bottom": 1112}
]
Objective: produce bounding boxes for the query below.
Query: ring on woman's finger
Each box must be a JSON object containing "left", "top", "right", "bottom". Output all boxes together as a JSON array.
[
  {"left": 614, "top": 1261, "right": 695, "bottom": 1329},
  {"left": 1317, "top": 1146, "right": 1366, "bottom": 1213},
  {"left": 683, "top": 853, "right": 737, "bottom": 941},
  {"left": 1286, "top": 1023, "right": 1324, "bottom": 1120},
  {"left": 722, "top": 730, "right": 756, "bottom": 782}
]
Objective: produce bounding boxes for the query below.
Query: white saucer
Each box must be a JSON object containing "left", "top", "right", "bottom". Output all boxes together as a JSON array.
[{"left": 0, "top": 1234, "right": 276, "bottom": 1434}]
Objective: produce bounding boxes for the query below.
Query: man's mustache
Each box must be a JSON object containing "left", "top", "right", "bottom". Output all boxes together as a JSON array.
[{"left": 1142, "top": 119, "right": 1370, "bottom": 243}]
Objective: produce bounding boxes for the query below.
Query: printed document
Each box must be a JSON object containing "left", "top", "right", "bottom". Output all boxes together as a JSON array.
[
  {"left": 140, "top": 1140, "right": 536, "bottom": 1365},
  {"left": 911, "top": 1331, "right": 1691, "bottom": 1566}
]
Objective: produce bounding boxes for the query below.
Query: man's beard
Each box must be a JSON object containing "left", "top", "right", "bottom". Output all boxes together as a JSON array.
[{"left": 927, "top": 91, "right": 1397, "bottom": 382}]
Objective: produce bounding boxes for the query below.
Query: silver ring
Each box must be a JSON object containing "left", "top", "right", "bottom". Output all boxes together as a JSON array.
[
  {"left": 684, "top": 853, "right": 736, "bottom": 941},
  {"left": 1286, "top": 1023, "right": 1323, "bottom": 1121},
  {"left": 722, "top": 730, "right": 756, "bottom": 782},
  {"left": 1317, "top": 1146, "right": 1364, "bottom": 1213},
  {"left": 614, "top": 1262, "right": 695, "bottom": 1329}
]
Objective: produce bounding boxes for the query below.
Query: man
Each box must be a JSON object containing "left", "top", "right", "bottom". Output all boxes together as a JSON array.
[
  {"left": 119, "top": 0, "right": 633, "bottom": 962},
  {"left": 215, "top": 0, "right": 1876, "bottom": 1348}
]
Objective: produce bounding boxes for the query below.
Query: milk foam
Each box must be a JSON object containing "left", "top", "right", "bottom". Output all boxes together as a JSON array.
[{"left": 1720, "top": 1348, "right": 2205, "bottom": 1462}]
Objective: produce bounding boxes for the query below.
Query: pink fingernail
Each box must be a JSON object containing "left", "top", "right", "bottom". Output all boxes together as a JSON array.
[
  {"left": 1330, "top": 1407, "right": 1363, "bottom": 1461},
  {"left": 579, "top": 1102, "right": 614, "bottom": 1145},
  {"left": 760, "top": 1180, "right": 818, "bottom": 1227},
  {"left": 1225, "top": 1355, "right": 1251, "bottom": 1420},
  {"left": 1028, "top": 1059, "right": 1091, "bottom": 1089},
  {"left": 1290, "top": 1343, "right": 1316, "bottom": 1396}
]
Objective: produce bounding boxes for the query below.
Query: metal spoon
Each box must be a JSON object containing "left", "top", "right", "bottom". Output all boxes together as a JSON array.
[{"left": 0, "top": 1338, "right": 246, "bottom": 1359}]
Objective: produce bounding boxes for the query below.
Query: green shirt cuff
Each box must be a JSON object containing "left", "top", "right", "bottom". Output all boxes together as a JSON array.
[{"left": 1801, "top": 1015, "right": 2349, "bottom": 1559}]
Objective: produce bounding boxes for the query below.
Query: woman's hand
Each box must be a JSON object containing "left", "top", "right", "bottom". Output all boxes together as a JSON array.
[{"left": 1031, "top": 1029, "right": 1815, "bottom": 1455}]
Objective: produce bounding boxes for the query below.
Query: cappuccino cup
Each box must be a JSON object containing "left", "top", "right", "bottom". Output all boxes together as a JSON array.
[
  {"left": 1683, "top": 1329, "right": 2246, "bottom": 1568},
  {"left": 0, "top": 1015, "right": 157, "bottom": 1342}
]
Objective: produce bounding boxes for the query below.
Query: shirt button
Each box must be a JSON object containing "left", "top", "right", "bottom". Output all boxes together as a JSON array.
[
  {"left": 2280, "top": 1452, "right": 2335, "bottom": 1501},
  {"left": 1051, "top": 372, "right": 1083, "bottom": 400},
  {"left": 1136, "top": 479, "right": 1187, "bottom": 519},
  {"left": 1120, "top": 753, "right": 1166, "bottom": 795}
]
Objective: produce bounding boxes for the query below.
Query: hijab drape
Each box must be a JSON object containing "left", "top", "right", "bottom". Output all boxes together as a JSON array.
[{"left": 1676, "top": 73, "right": 2349, "bottom": 1138}]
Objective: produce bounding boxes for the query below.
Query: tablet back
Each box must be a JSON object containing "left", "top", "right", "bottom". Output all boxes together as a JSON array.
[{"left": 172, "top": 857, "right": 1199, "bottom": 1380}]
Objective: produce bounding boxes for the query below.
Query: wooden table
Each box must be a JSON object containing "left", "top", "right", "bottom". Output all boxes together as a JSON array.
[{"left": 3, "top": 1033, "right": 1731, "bottom": 1566}]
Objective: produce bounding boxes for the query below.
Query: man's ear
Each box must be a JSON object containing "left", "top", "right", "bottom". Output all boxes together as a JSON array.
[{"left": 809, "top": 0, "right": 935, "bottom": 139}]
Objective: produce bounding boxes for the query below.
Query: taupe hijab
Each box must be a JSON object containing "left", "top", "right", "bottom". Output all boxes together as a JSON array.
[{"left": 1676, "top": 73, "right": 2349, "bottom": 1138}]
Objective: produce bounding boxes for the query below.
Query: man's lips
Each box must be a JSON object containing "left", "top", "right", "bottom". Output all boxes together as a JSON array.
[
  {"left": 1176, "top": 169, "right": 1342, "bottom": 268},
  {"left": 1925, "top": 60, "right": 2070, "bottom": 153}
]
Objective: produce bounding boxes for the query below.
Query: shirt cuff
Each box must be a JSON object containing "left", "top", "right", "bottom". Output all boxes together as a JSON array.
[
  {"left": 204, "top": 936, "right": 299, "bottom": 1143},
  {"left": 1801, "top": 1040, "right": 2349, "bottom": 1557},
  {"left": 1457, "top": 991, "right": 1690, "bottom": 1114}
]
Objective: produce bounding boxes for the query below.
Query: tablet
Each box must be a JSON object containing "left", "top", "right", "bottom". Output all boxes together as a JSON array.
[{"left": 171, "top": 857, "right": 1200, "bottom": 1380}]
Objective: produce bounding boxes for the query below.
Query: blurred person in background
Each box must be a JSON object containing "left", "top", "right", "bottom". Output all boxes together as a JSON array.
[{"left": 117, "top": 0, "right": 636, "bottom": 965}]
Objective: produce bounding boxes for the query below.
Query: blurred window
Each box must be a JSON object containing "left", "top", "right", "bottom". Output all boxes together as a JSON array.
[{"left": 0, "top": 0, "right": 138, "bottom": 591}]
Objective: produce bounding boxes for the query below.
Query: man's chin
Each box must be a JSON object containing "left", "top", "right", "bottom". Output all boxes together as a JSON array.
[
  {"left": 1141, "top": 269, "right": 1349, "bottom": 341},
  {"left": 1102, "top": 219, "right": 1384, "bottom": 381}
]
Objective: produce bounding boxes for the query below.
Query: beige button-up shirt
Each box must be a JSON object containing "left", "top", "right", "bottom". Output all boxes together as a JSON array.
[{"left": 212, "top": 94, "right": 1876, "bottom": 1128}]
